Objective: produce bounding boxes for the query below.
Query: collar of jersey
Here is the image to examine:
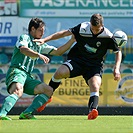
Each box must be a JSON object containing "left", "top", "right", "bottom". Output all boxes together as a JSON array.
[
  {"left": 29, "top": 34, "right": 37, "bottom": 45},
  {"left": 90, "top": 27, "right": 104, "bottom": 37}
]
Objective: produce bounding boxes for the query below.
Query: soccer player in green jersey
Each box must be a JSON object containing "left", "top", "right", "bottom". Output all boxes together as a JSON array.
[{"left": 0, "top": 18, "right": 75, "bottom": 120}]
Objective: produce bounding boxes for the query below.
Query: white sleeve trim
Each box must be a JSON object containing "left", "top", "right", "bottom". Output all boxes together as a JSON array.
[
  {"left": 41, "top": 45, "right": 57, "bottom": 54},
  {"left": 114, "top": 50, "right": 120, "bottom": 53},
  {"left": 16, "top": 40, "right": 29, "bottom": 49}
]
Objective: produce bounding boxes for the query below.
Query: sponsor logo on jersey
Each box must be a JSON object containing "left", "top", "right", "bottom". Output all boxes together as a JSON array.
[
  {"left": 96, "top": 41, "right": 101, "bottom": 47},
  {"left": 84, "top": 44, "right": 97, "bottom": 53}
]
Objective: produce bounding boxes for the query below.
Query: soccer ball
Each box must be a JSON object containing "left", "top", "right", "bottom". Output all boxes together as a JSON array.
[{"left": 113, "top": 30, "right": 127, "bottom": 47}]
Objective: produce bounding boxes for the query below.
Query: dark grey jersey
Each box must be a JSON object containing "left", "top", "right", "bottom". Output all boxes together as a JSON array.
[{"left": 68, "top": 22, "right": 119, "bottom": 66}]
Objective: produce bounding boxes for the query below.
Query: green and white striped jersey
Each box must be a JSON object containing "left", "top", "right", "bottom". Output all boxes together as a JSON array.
[{"left": 10, "top": 34, "right": 56, "bottom": 73}]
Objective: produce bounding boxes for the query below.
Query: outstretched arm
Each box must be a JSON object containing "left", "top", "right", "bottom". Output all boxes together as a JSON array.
[
  {"left": 113, "top": 50, "right": 122, "bottom": 81},
  {"left": 34, "top": 30, "right": 72, "bottom": 44},
  {"left": 50, "top": 35, "right": 76, "bottom": 56}
]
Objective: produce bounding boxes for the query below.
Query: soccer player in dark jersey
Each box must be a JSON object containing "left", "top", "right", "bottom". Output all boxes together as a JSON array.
[
  {"left": 35, "top": 14, "right": 122, "bottom": 120},
  {"left": 0, "top": 18, "right": 75, "bottom": 120}
]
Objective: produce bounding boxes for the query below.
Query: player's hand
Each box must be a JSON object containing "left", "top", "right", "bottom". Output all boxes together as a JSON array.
[
  {"left": 113, "top": 68, "right": 121, "bottom": 81},
  {"left": 38, "top": 54, "right": 50, "bottom": 64},
  {"left": 33, "top": 39, "right": 45, "bottom": 45}
]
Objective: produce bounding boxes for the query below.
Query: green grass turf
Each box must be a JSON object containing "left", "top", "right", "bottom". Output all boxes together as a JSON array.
[{"left": 0, "top": 115, "right": 132, "bottom": 133}]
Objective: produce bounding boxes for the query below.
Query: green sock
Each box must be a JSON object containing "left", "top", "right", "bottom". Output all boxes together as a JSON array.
[
  {"left": 23, "top": 94, "right": 49, "bottom": 113},
  {"left": 0, "top": 94, "right": 19, "bottom": 116}
]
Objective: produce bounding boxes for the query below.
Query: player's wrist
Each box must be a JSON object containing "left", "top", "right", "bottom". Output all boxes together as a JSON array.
[
  {"left": 37, "top": 53, "right": 41, "bottom": 58},
  {"left": 114, "top": 66, "right": 120, "bottom": 71}
]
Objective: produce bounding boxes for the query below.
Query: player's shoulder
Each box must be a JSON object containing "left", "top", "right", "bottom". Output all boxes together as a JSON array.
[
  {"left": 79, "top": 22, "right": 91, "bottom": 34},
  {"left": 99, "top": 27, "right": 113, "bottom": 38},
  {"left": 80, "top": 22, "right": 90, "bottom": 29},
  {"left": 19, "top": 34, "right": 31, "bottom": 41}
]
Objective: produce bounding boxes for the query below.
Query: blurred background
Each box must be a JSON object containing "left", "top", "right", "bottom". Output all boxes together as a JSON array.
[{"left": 0, "top": 0, "right": 133, "bottom": 115}]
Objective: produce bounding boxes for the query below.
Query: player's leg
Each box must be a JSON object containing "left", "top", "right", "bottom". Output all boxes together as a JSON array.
[
  {"left": 19, "top": 77, "right": 53, "bottom": 119},
  {"left": 83, "top": 66, "right": 102, "bottom": 120},
  {"left": 36, "top": 64, "right": 70, "bottom": 112},
  {"left": 49, "top": 60, "right": 82, "bottom": 91},
  {"left": 0, "top": 68, "right": 26, "bottom": 120},
  {"left": 0, "top": 83, "right": 23, "bottom": 120},
  {"left": 36, "top": 96, "right": 52, "bottom": 112},
  {"left": 37, "top": 60, "right": 82, "bottom": 112},
  {"left": 87, "top": 75, "right": 101, "bottom": 120},
  {"left": 49, "top": 64, "right": 70, "bottom": 91}
]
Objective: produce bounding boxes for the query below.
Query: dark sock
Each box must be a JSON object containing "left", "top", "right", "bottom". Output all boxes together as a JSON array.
[
  {"left": 49, "top": 79, "right": 61, "bottom": 92},
  {"left": 88, "top": 96, "right": 99, "bottom": 113}
]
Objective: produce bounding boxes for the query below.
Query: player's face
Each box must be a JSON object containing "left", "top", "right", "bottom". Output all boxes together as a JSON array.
[
  {"left": 90, "top": 24, "right": 103, "bottom": 35},
  {"left": 31, "top": 25, "right": 45, "bottom": 39}
]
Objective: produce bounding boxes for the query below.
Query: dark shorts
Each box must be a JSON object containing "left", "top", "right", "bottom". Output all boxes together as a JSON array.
[{"left": 63, "top": 59, "right": 103, "bottom": 84}]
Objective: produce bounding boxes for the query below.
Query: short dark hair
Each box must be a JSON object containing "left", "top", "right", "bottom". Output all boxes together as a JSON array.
[
  {"left": 28, "top": 18, "right": 45, "bottom": 33},
  {"left": 90, "top": 14, "right": 103, "bottom": 26}
]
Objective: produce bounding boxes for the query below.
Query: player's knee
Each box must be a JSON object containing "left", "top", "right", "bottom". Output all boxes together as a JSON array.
[
  {"left": 43, "top": 86, "right": 53, "bottom": 97},
  {"left": 91, "top": 85, "right": 100, "bottom": 92},
  {"left": 54, "top": 70, "right": 68, "bottom": 79},
  {"left": 9, "top": 84, "right": 23, "bottom": 98},
  {"left": 48, "top": 86, "right": 53, "bottom": 96},
  {"left": 34, "top": 83, "right": 53, "bottom": 97}
]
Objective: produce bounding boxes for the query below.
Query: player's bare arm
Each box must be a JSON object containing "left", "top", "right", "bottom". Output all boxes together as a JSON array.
[
  {"left": 20, "top": 46, "right": 50, "bottom": 64},
  {"left": 113, "top": 51, "right": 122, "bottom": 81},
  {"left": 33, "top": 30, "right": 72, "bottom": 44},
  {"left": 50, "top": 35, "right": 76, "bottom": 56}
]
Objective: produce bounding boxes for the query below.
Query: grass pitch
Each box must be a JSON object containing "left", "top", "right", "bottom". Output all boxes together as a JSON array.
[{"left": 0, "top": 115, "right": 132, "bottom": 133}]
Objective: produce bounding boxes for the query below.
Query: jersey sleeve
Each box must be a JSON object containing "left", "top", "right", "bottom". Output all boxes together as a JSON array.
[
  {"left": 41, "top": 43, "right": 57, "bottom": 54},
  {"left": 108, "top": 37, "right": 120, "bottom": 53},
  {"left": 69, "top": 24, "right": 81, "bottom": 36},
  {"left": 113, "top": 37, "right": 121, "bottom": 53},
  {"left": 16, "top": 34, "right": 30, "bottom": 48},
  {"left": 101, "top": 27, "right": 120, "bottom": 53}
]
